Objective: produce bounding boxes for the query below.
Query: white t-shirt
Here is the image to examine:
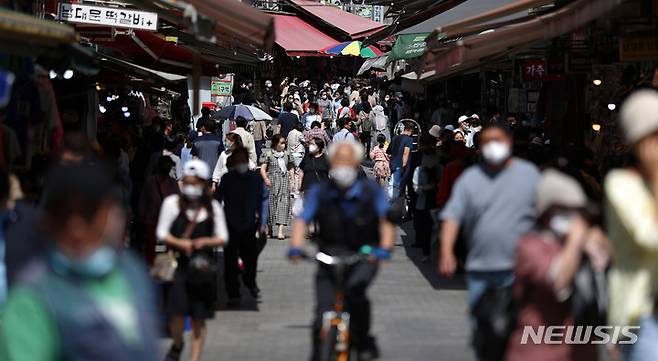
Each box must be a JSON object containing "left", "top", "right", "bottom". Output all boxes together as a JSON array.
[{"left": 156, "top": 194, "right": 229, "bottom": 244}]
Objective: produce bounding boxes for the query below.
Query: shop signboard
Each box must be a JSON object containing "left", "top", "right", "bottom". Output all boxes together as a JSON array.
[
  {"left": 619, "top": 36, "right": 658, "bottom": 61},
  {"left": 57, "top": 3, "right": 158, "bottom": 31},
  {"left": 211, "top": 78, "right": 233, "bottom": 97},
  {"left": 522, "top": 59, "right": 565, "bottom": 81},
  {"left": 390, "top": 33, "right": 430, "bottom": 61}
]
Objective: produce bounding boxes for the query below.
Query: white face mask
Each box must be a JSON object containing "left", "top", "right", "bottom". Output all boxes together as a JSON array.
[
  {"left": 329, "top": 166, "right": 358, "bottom": 189},
  {"left": 481, "top": 141, "right": 511, "bottom": 166},
  {"left": 309, "top": 144, "right": 319, "bottom": 154},
  {"left": 182, "top": 184, "right": 204, "bottom": 200},
  {"left": 549, "top": 212, "right": 574, "bottom": 237}
]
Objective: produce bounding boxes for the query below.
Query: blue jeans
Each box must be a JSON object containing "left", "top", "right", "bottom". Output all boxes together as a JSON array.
[
  {"left": 389, "top": 166, "right": 409, "bottom": 199},
  {"left": 623, "top": 316, "right": 658, "bottom": 361}
]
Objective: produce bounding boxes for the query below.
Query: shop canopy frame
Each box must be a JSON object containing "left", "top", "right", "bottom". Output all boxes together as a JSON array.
[
  {"left": 273, "top": 14, "right": 339, "bottom": 57},
  {"left": 422, "top": 0, "right": 624, "bottom": 80},
  {"left": 0, "top": 7, "right": 78, "bottom": 55},
  {"left": 283, "top": 0, "right": 385, "bottom": 40}
]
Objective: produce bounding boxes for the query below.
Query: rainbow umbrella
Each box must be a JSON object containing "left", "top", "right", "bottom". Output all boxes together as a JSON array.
[{"left": 321, "top": 41, "right": 383, "bottom": 58}]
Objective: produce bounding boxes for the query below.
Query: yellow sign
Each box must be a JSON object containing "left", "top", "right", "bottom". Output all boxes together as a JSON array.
[{"left": 620, "top": 36, "right": 658, "bottom": 61}]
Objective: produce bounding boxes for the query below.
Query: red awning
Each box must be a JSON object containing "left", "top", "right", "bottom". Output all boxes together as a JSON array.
[
  {"left": 285, "top": 0, "right": 385, "bottom": 39},
  {"left": 274, "top": 14, "right": 339, "bottom": 57}
]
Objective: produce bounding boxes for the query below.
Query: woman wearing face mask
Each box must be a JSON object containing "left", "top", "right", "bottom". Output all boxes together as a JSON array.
[
  {"left": 211, "top": 133, "right": 246, "bottom": 192},
  {"left": 260, "top": 134, "right": 294, "bottom": 240},
  {"left": 453, "top": 130, "right": 466, "bottom": 144},
  {"left": 157, "top": 159, "right": 229, "bottom": 361},
  {"left": 299, "top": 138, "right": 329, "bottom": 193},
  {"left": 606, "top": 90, "right": 658, "bottom": 361},
  {"left": 506, "top": 169, "right": 608, "bottom": 361}
]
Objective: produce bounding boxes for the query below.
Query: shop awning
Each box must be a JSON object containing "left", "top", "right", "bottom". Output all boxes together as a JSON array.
[
  {"left": 99, "top": 55, "right": 187, "bottom": 83},
  {"left": 0, "top": 8, "right": 77, "bottom": 53},
  {"left": 400, "top": 0, "right": 527, "bottom": 35},
  {"left": 284, "top": 0, "right": 385, "bottom": 39},
  {"left": 424, "top": 0, "right": 623, "bottom": 79},
  {"left": 132, "top": 0, "right": 275, "bottom": 52},
  {"left": 273, "top": 14, "right": 339, "bottom": 57},
  {"left": 357, "top": 53, "right": 390, "bottom": 75}
]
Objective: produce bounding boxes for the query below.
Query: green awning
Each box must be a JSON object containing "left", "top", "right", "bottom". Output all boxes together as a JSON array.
[{"left": 389, "top": 33, "right": 430, "bottom": 61}]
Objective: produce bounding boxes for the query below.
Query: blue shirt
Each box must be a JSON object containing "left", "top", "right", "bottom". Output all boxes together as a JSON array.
[
  {"left": 299, "top": 179, "right": 389, "bottom": 224},
  {"left": 389, "top": 134, "right": 413, "bottom": 170},
  {"left": 192, "top": 133, "right": 224, "bottom": 171}
]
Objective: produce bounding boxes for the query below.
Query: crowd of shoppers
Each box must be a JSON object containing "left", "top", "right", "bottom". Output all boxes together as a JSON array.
[{"left": 0, "top": 71, "right": 657, "bottom": 361}]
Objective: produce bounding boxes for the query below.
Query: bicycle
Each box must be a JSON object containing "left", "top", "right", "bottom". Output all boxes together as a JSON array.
[{"left": 314, "top": 250, "right": 371, "bottom": 361}]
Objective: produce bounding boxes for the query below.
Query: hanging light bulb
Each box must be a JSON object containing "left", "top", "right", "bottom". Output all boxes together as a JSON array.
[
  {"left": 123, "top": 112, "right": 131, "bottom": 118},
  {"left": 121, "top": 106, "right": 129, "bottom": 112},
  {"left": 592, "top": 123, "right": 601, "bottom": 132},
  {"left": 608, "top": 103, "right": 616, "bottom": 111},
  {"left": 106, "top": 96, "right": 113, "bottom": 102},
  {"left": 99, "top": 105, "right": 107, "bottom": 114},
  {"left": 63, "top": 69, "right": 74, "bottom": 80},
  {"left": 49, "top": 70, "right": 57, "bottom": 79},
  {"left": 593, "top": 79, "right": 602, "bottom": 86}
]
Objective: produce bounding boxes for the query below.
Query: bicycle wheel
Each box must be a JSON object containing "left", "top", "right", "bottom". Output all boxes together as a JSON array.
[{"left": 320, "top": 326, "right": 338, "bottom": 361}]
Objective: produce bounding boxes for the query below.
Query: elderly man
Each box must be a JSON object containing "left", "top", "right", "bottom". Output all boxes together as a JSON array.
[{"left": 288, "top": 140, "right": 395, "bottom": 361}]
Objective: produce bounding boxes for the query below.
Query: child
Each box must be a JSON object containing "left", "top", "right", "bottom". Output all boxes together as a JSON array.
[{"left": 370, "top": 134, "right": 391, "bottom": 187}]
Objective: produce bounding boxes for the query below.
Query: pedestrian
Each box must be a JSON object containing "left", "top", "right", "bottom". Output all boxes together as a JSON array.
[
  {"left": 216, "top": 147, "right": 266, "bottom": 304},
  {"left": 139, "top": 156, "right": 179, "bottom": 265},
  {"left": 232, "top": 116, "right": 257, "bottom": 165},
  {"left": 337, "top": 98, "right": 355, "bottom": 121},
  {"left": 252, "top": 117, "right": 268, "bottom": 161},
  {"left": 302, "top": 103, "right": 322, "bottom": 130},
  {"left": 387, "top": 123, "right": 414, "bottom": 199},
  {"left": 287, "top": 123, "right": 306, "bottom": 193},
  {"left": 318, "top": 91, "right": 334, "bottom": 120},
  {"left": 191, "top": 118, "right": 224, "bottom": 171},
  {"left": 288, "top": 140, "right": 395, "bottom": 361},
  {"left": 211, "top": 133, "right": 257, "bottom": 191},
  {"left": 332, "top": 118, "right": 356, "bottom": 143},
  {"left": 505, "top": 169, "right": 608, "bottom": 361},
  {"left": 157, "top": 159, "right": 229, "bottom": 361},
  {"left": 277, "top": 102, "right": 300, "bottom": 138},
  {"left": 606, "top": 89, "right": 658, "bottom": 361},
  {"left": 439, "top": 123, "right": 540, "bottom": 361},
  {"left": 371, "top": 104, "right": 389, "bottom": 147},
  {"left": 466, "top": 115, "right": 482, "bottom": 148},
  {"left": 453, "top": 130, "right": 466, "bottom": 144},
  {"left": 359, "top": 101, "right": 373, "bottom": 157},
  {"left": 412, "top": 135, "right": 442, "bottom": 263},
  {"left": 1, "top": 163, "right": 160, "bottom": 361},
  {"left": 298, "top": 138, "right": 329, "bottom": 193},
  {"left": 304, "top": 120, "right": 331, "bottom": 146},
  {"left": 181, "top": 134, "right": 194, "bottom": 169},
  {"left": 260, "top": 134, "right": 294, "bottom": 240},
  {"left": 370, "top": 134, "right": 391, "bottom": 187}
]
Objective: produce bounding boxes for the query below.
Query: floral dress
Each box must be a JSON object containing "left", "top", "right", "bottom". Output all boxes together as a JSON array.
[{"left": 370, "top": 145, "right": 391, "bottom": 181}]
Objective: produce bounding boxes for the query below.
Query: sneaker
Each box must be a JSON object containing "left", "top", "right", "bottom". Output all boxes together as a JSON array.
[{"left": 248, "top": 286, "right": 261, "bottom": 299}]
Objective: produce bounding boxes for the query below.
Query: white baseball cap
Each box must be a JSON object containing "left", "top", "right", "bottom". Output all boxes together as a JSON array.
[
  {"left": 458, "top": 115, "right": 469, "bottom": 124},
  {"left": 183, "top": 159, "right": 210, "bottom": 181},
  {"left": 620, "top": 89, "right": 658, "bottom": 144},
  {"left": 429, "top": 125, "right": 442, "bottom": 139},
  {"left": 536, "top": 169, "right": 587, "bottom": 215}
]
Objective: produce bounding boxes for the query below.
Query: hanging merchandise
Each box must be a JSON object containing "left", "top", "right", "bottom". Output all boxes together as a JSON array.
[{"left": 0, "top": 70, "right": 15, "bottom": 108}]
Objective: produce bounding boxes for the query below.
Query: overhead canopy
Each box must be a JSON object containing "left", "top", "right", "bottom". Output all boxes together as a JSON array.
[
  {"left": 285, "top": 0, "right": 385, "bottom": 39},
  {"left": 423, "top": 0, "right": 624, "bottom": 80},
  {"left": 132, "top": 0, "right": 275, "bottom": 52},
  {"left": 400, "top": 0, "right": 524, "bottom": 35},
  {"left": 0, "top": 8, "right": 77, "bottom": 54},
  {"left": 273, "top": 14, "right": 339, "bottom": 57},
  {"left": 99, "top": 55, "right": 187, "bottom": 83},
  {"left": 357, "top": 54, "right": 390, "bottom": 75}
]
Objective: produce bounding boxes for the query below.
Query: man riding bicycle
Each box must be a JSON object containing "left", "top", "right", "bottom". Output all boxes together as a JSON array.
[{"left": 288, "top": 140, "right": 396, "bottom": 361}]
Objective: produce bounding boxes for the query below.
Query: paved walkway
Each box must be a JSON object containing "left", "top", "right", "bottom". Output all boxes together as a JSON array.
[{"left": 172, "top": 222, "right": 474, "bottom": 361}]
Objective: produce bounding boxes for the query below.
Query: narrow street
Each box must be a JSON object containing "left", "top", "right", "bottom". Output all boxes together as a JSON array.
[{"left": 179, "top": 224, "right": 474, "bottom": 361}]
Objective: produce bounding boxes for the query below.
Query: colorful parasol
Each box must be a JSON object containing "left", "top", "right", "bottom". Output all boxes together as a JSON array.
[{"left": 321, "top": 41, "right": 383, "bottom": 58}]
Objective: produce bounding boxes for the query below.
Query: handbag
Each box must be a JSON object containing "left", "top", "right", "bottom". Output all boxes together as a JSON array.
[{"left": 150, "top": 207, "right": 201, "bottom": 282}]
